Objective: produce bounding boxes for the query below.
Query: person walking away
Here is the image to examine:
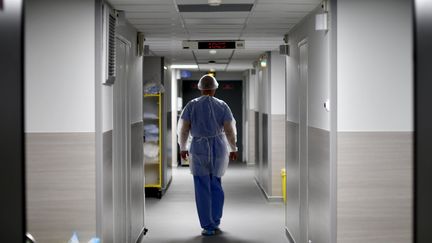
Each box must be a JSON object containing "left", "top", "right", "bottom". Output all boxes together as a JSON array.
[{"left": 177, "top": 74, "right": 238, "bottom": 236}]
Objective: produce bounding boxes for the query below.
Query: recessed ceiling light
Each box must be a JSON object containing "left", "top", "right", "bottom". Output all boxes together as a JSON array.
[
  {"left": 208, "top": 0, "right": 222, "bottom": 6},
  {"left": 170, "top": 64, "right": 199, "bottom": 69},
  {"left": 209, "top": 50, "right": 217, "bottom": 55}
]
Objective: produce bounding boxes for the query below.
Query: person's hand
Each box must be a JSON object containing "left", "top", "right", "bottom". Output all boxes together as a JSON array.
[
  {"left": 229, "top": 152, "right": 237, "bottom": 161},
  {"left": 181, "top": 151, "right": 189, "bottom": 160}
]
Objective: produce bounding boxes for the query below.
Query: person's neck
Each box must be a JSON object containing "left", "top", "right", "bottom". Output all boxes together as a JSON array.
[{"left": 201, "top": 91, "right": 214, "bottom": 96}]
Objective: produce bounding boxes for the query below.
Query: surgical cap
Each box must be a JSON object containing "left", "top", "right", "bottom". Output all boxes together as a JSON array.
[{"left": 198, "top": 75, "right": 219, "bottom": 90}]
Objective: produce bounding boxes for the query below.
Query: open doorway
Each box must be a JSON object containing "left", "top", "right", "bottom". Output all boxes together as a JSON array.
[{"left": 181, "top": 79, "right": 244, "bottom": 162}]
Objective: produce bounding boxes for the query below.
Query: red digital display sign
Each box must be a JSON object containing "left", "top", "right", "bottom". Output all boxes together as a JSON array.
[{"left": 198, "top": 41, "right": 236, "bottom": 49}]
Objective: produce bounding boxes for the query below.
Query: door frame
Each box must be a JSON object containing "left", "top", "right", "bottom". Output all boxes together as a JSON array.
[{"left": 298, "top": 38, "right": 309, "bottom": 243}]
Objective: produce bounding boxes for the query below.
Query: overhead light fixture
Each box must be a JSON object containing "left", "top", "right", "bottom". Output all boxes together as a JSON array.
[
  {"left": 260, "top": 56, "right": 267, "bottom": 68},
  {"left": 209, "top": 49, "right": 217, "bottom": 55},
  {"left": 170, "top": 64, "right": 199, "bottom": 69},
  {"left": 164, "top": 66, "right": 168, "bottom": 70},
  {"left": 208, "top": 0, "right": 222, "bottom": 6}
]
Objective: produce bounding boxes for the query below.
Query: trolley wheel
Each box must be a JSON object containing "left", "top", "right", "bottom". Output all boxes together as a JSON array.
[{"left": 156, "top": 190, "right": 162, "bottom": 199}]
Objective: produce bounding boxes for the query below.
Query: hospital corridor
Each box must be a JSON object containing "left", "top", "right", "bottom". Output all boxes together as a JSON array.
[{"left": 1, "top": 0, "right": 432, "bottom": 243}]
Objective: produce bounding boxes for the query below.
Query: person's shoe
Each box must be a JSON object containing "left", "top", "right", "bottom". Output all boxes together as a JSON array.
[
  {"left": 201, "top": 229, "right": 216, "bottom": 236},
  {"left": 214, "top": 227, "right": 222, "bottom": 234}
]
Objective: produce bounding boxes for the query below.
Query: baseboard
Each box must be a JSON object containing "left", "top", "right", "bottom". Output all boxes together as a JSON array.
[{"left": 254, "top": 177, "right": 283, "bottom": 202}]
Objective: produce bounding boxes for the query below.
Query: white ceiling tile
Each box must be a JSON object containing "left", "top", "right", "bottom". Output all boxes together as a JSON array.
[
  {"left": 247, "top": 17, "right": 300, "bottom": 25},
  {"left": 253, "top": 3, "right": 317, "bottom": 12},
  {"left": 188, "top": 30, "right": 243, "bottom": 34},
  {"left": 115, "top": 0, "right": 318, "bottom": 72},
  {"left": 113, "top": 4, "right": 177, "bottom": 12},
  {"left": 250, "top": 11, "right": 308, "bottom": 18},
  {"left": 185, "top": 24, "right": 244, "bottom": 29},
  {"left": 125, "top": 12, "right": 178, "bottom": 18},
  {"left": 128, "top": 18, "right": 180, "bottom": 24},
  {"left": 184, "top": 18, "right": 246, "bottom": 24}
]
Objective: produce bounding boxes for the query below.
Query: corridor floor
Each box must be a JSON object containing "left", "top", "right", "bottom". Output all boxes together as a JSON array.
[{"left": 142, "top": 162, "right": 287, "bottom": 243}]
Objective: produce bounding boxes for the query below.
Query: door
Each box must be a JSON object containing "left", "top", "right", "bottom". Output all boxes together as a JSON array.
[
  {"left": 298, "top": 40, "right": 309, "bottom": 243},
  {"left": 113, "top": 36, "right": 132, "bottom": 242}
]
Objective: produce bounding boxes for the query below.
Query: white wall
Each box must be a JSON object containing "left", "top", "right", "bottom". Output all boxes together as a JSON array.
[
  {"left": 337, "top": 0, "right": 413, "bottom": 132},
  {"left": 25, "top": 0, "right": 95, "bottom": 133},
  {"left": 248, "top": 69, "right": 257, "bottom": 111},
  {"left": 270, "top": 51, "right": 286, "bottom": 115},
  {"left": 171, "top": 69, "right": 179, "bottom": 166}
]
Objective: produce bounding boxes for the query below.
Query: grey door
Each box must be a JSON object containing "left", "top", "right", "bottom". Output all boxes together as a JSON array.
[
  {"left": 298, "top": 40, "right": 309, "bottom": 243},
  {"left": 113, "top": 36, "right": 132, "bottom": 242}
]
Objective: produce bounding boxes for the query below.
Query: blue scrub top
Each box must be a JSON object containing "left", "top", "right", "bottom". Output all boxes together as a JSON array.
[{"left": 181, "top": 95, "right": 234, "bottom": 176}]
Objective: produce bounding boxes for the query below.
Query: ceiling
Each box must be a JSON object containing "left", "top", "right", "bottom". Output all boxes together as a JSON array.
[{"left": 108, "top": 0, "right": 321, "bottom": 71}]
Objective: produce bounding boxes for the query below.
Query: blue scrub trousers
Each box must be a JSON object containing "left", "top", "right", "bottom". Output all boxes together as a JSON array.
[{"left": 193, "top": 174, "right": 224, "bottom": 231}]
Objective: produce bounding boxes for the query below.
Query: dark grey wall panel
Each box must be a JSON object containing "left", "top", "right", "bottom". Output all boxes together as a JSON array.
[
  {"left": 308, "top": 127, "right": 330, "bottom": 243},
  {"left": 247, "top": 110, "right": 256, "bottom": 166},
  {"left": 414, "top": 1, "right": 432, "bottom": 242},
  {"left": 337, "top": 132, "right": 413, "bottom": 243},
  {"left": 285, "top": 121, "right": 300, "bottom": 243},
  {"left": 0, "top": 1, "right": 25, "bottom": 241},
  {"left": 262, "top": 113, "right": 270, "bottom": 194},
  {"left": 26, "top": 133, "right": 96, "bottom": 243},
  {"left": 255, "top": 111, "right": 260, "bottom": 172}
]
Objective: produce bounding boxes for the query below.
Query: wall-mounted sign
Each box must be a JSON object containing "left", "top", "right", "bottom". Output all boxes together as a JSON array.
[
  {"left": 198, "top": 41, "right": 236, "bottom": 49},
  {"left": 183, "top": 40, "right": 245, "bottom": 50}
]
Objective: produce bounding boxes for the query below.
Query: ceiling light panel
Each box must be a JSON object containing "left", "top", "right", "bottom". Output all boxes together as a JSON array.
[
  {"left": 178, "top": 4, "right": 253, "bottom": 12},
  {"left": 181, "top": 12, "right": 250, "bottom": 18},
  {"left": 198, "top": 64, "right": 227, "bottom": 70},
  {"left": 184, "top": 24, "right": 244, "bottom": 29},
  {"left": 177, "top": 0, "right": 254, "bottom": 4},
  {"left": 184, "top": 18, "right": 245, "bottom": 24}
]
